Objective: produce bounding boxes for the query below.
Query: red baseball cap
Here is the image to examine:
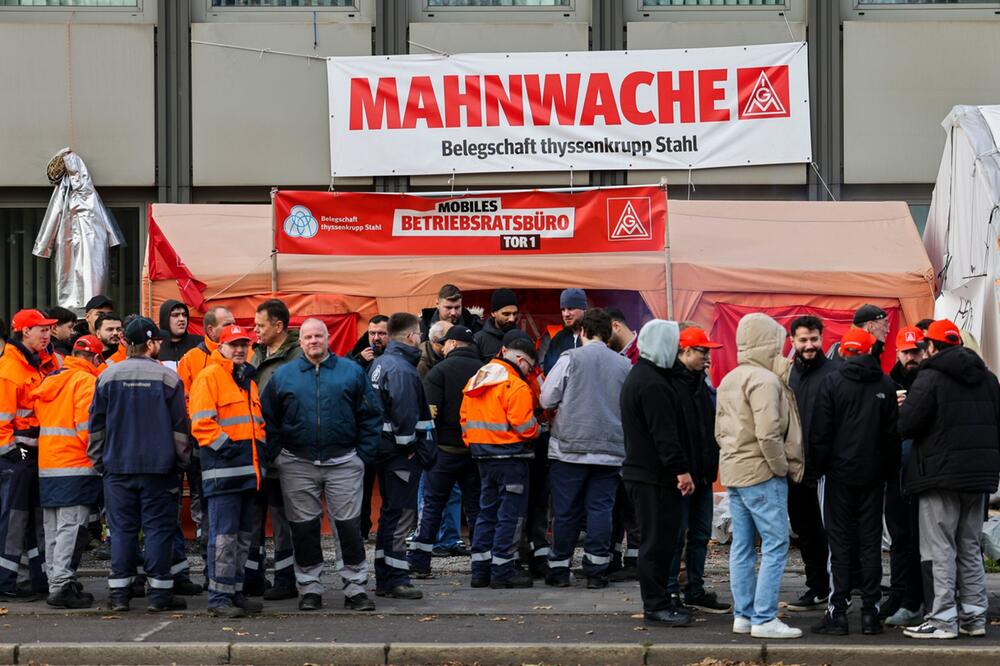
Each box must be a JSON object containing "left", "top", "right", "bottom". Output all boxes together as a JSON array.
[
  {"left": 841, "top": 328, "right": 876, "bottom": 355},
  {"left": 926, "top": 319, "right": 962, "bottom": 345},
  {"left": 218, "top": 325, "right": 252, "bottom": 345},
  {"left": 11, "top": 309, "right": 57, "bottom": 332},
  {"left": 895, "top": 326, "right": 925, "bottom": 352},
  {"left": 679, "top": 327, "right": 723, "bottom": 350},
  {"left": 73, "top": 335, "right": 103, "bottom": 355}
]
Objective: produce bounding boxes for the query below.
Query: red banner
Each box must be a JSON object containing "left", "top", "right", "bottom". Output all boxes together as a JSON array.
[
  {"left": 274, "top": 187, "right": 665, "bottom": 256},
  {"left": 147, "top": 207, "right": 208, "bottom": 312}
]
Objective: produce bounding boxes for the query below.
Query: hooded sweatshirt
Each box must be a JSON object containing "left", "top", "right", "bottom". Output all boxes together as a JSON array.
[
  {"left": 715, "top": 313, "right": 804, "bottom": 488},
  {"left": 899, "top": 345, "right": 1000, "bottom": 495},
  {"left": 620, "top": 320, "right": 690, "bottom": 487},
  {"left": 158, "top": 299, "right": 201, "bottom": 364}
]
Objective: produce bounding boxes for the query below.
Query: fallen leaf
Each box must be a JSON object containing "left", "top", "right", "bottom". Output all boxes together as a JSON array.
[
  {"left": 236, "top": 631, "right": 250, "bottom": 636},
  {"left": 630, "top": 613, "right": 644, "bottom": 619},
  {"left": 778, "top": 601, "right": 789, "bottom": 609},
  {"left": 585, "top": 630, "right": 594, "bottom": 635},
  {"left": 0, "top": 608, "right": 8, "bottom": 616},
  {"left": 171, "top": 614, "right": 184, "bottom": 619},
  {"left": 222, "top": 627, "right": 234, "bottom": 632},
  {"left": 633, "top": 626, "right": 647, "bottom": 632},
  {"left": 418, "top": 616, "right": 436, "bottom": 622},
  {"left": 532, "top": 605, "right": 553, "bottom": 610},
  {"left": 100, "top": 615, "right": 119, "bottom": 620},
  {"left": 491, "top": 616, "right": 508, "bottom": 622}
]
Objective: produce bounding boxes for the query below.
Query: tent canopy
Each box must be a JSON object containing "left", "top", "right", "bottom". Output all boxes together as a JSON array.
[{"left": 146, "top": 198, "right": 935, "bottom": 348}]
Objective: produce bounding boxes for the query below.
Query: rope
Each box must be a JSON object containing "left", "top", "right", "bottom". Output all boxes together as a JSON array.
[
  {"left": 191, "top": 40, "right": 325, "bottom": 62},
  {"left": 810, "top": 161, "right": 838, "bottom": 201},
  {"left": 66, "top": 17, "right": 75, "bottom": 150}
]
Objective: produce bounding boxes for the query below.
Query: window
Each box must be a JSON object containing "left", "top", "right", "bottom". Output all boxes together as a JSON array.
[
  {"left": 0, "top": 0, "right": 137, "bottom": 5},
  {"left": 425, "top": 0, "right": 569, "bottom": 5},
  {"left": 858, "top": 1, "right": 996, "bottom": 4},
  {"left": 641, "top": 0, "right": 785, "bottom": 6},
  {"left": 210, "top": 0, "right": 353, "bottom": 6}
]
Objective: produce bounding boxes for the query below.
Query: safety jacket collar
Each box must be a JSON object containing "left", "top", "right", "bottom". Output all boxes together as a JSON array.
[
  {"left": 62, "top": 355, "right": 101, "bottom": 378},
  {"left": 385, "top": 340, "right": 421, "bottom": 367},
  {"left": 6, "top": 340, "right": 43, "bottom": 371},
  {"left": 200, "top": 336, "right": 220, "bottom": 354},
  {"left": 208, "top": 349, "right": 256, "bottom": 389},
  {"left": 464, "top": 357, "right": 524, "bottom": 397},
  {"left": 30, "top": 355, "right": 96, "bottom": 402}
]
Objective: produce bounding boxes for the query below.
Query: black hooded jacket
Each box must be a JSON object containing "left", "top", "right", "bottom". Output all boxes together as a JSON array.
[
  {"left": 810, "top": 354, "right": 900, "bottom": 486},
  {"left": 900, "top": 345, "right": 1000, "bottom": 496},
  {"left": 669, "top": 362, "right": 719, "bottom": 487},
  {"left": 789, "top": 351, "right": 838, "bottom": 481},
  {"left": 890, "top": 361, "right": 919, "bottom": 392},
  {"left": 419, "top": 307, "right": 482, "bottom": 342},
  {"left": 158, "top": 299, "right": 201, "bottom": 363},
  {"left": 474, "top": 317, "right": 508, "bottom": 361}
]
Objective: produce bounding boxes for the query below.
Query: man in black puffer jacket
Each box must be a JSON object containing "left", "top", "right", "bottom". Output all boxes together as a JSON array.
[
  {"left": 810, "top": 328, "right": 899, "bottom": 637},
  {"left": 900, "top": 319, "right": 1000, "bottom": 640}
]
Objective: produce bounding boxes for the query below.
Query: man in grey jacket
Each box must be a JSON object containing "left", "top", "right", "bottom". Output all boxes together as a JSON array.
[{"left": 540, "top": 309, "right": 632, "bottom": 589}]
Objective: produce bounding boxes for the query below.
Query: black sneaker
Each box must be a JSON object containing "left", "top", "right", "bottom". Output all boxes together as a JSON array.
[
  {"left": 147, "top": 595, "right": 187, "bottom": 613},
  {"left": 786, "top": 590, "right": 828, "bottom": 612},
  {"left": 233, "top": 594, "right": 263, "bottom": 613},
  {"left": 208, "top": 604, "right": 247, "bottom": 619},
  {"left": 344, "top": 593, "right": 376, "bottom": 612},
  {"left": 528, "top": 560, "right": 549, "bottom": 580},
  {"left": 470, "top": 578, "right": 490, "bottom": 588},
  {"left": 109, "top": 597, "right": 130, "bottom": 612},
  {"left": 46, "top": 583, "right": 92, "bottom": 609},
  {"left": 173, "top": 577, "right": 204, "bottom": 596},
  {"left": 861, "top": 612, "right": 883, "bottom": 635},
  {"left": 263, "top": 584, "right": 297, "bottom": 601},
  {"left": 433, "top": 544, "right": 471, "bottom": 558},
  {"left": 490, "top": 572, "right": 533, "bottom": 589},
  {"left": 685, "top": 591, "right": 732, "bottom": 614},
  {"left": 545, "top": 572, "right": 571, "bottom": 588},
  {"left": 586, "top": 575, "right": 609, "bottom": 590},
  {"left": 298, "top": 593, "right": 323, "bottom": 611},
  {"left": 609, "top": 566, "right": 638, "bottom": 582},
  {"left": 644, "top": 607, "right": 693, "bottom": 627},
  {"left": 811, "top": 613, "right": 849, "bottom": 636},
  {"left": 378, "top": 584, "right": 423, "bottom": 599},
  {"left": 411, "top": 568, "right": 435, "bottom": 580},
  {"left": 69, "top": 582, "right": 94, "bottom": 604}
]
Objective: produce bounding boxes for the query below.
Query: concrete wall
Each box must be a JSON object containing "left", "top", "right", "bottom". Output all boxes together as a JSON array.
[
  {"left": 843, "top": 21, "right": 1000, "bottom": 184},
  {"left": 0, "top": 22, "right": 155, "bottom": 187}
]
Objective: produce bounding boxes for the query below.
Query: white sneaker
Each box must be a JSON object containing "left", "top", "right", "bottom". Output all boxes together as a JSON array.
[
  {"left": 903, "top": 622, "right": 958, "bottom": 639},
  {"left": 733, "top": 617, "right": 751, "bottom": 634},
  {"left": 751, "top": 618, "right": 803, "bottom": 639}
]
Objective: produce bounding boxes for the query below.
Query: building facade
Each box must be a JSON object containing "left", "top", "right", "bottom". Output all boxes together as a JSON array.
[{"left": 2, "top": 0, "right": 998, "bottom": 316}]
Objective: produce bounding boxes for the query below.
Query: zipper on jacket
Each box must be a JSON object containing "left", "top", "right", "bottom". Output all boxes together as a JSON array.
[{"left": 315, "top": 365, "right": 321, "bottom": 463}]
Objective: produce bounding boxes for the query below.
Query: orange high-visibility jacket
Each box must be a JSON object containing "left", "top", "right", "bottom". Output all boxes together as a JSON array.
[
  {"left": 189, "top": 351, "right": 265, "bottom": 496},
  {"left": 31, "top": 356, "right": 102, "bottom": 507},
  {"left": 0, "top": 342, "right": 54, "bottom": 456},
  {"left": 177, "top": 337, "right": 219, "bottom": 398},
  {"left": 96, "top": 344, "right": 126, "bottom": 375},
  {"left": 460, "top": 358, "right": 540, "bottom": 458}
]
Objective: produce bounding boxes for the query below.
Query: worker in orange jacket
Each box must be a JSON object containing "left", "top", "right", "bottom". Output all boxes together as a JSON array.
[
  {"left": 94, "top": 312, "right": 126, "bottom": 374},
  {"left": 32, "top": 335, "right": 104, "bottom": 609},
  {"left": 189, "top": 325, "right": 265, "bottom": 619},
  {"left": 461, "top": 331, "right": 541, "bottom": 590},
  {"left": 0, "top": 309, "right": 59, "bottom": 600},
  {"left": 173, "top": 305, "right": 235, "bottom": 594}
]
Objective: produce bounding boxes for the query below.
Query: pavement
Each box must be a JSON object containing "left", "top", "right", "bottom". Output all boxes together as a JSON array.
[{"left": 0, "top": 542, "right": 996, "bottom": 665}]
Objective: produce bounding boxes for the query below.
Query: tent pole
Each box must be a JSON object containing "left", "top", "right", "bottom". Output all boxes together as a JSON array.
[
  {"left": 661, "top": 179, "right": 673, "bottom": 320},
  {"left": 270, "top": 187, "right": 279, "bottom": 293}
]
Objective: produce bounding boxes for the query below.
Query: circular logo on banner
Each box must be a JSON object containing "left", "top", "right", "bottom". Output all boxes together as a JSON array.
[{"left": 283, "top": 205, "right": 319, "bottom": 239}]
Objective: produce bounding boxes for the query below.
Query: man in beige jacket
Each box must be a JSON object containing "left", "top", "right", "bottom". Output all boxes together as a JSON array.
[{"left": 716, "top": 313, "right": 805, "bottom": 640}]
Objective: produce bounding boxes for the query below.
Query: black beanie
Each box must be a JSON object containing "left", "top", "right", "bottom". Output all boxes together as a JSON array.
[{"left": 491, "top": 288, "right": 518, "bottom": 312}]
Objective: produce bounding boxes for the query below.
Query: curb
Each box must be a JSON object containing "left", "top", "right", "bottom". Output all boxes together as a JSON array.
[{"left": 0, "top": 641, "right": 997, "bottom": 665}]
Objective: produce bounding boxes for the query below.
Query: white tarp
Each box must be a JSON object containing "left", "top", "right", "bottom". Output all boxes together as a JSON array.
[
  {"left": 925, "top": 105, "right": 1000, "bottom": 370},
  {"left": 327, "top": 42, "right": 811, "bottom": 177}
]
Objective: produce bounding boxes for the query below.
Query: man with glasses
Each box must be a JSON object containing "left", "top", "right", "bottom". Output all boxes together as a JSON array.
[
  {"left": 828, "top": 305, "right": 890, "bottom": 365},
  {"left": 462, "top": 332, "right": 541, "bottom": 589},
  {"left": 369, "top": 313, "right": 437, "bottom": 600},
  {"left": 666, "top": 325, "right": 731, "bottom": 613}
]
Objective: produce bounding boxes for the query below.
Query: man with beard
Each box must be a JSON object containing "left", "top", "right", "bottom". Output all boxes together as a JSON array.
[
  {"left": 882, "top": 325, "right": 929, "bottom": 627},
  {"left": 607, "top": 308, "right": 639, "bottom": 365},
  {"left": 419, "top": 284, "right": 482, "bottom": 341},
  {"left": 475, "top": 289, "right": 519, "bottom": 360},
  {"left": 785, "top": 316, "right": 836, "bottom": 612},
  {"left": 351, "top": 315, "right": 389, "bottom": 373},
  {"left": 540, "top": 289, "right": 588, "bottom": 375},
  {"left": 157, "top": 300, "right": 200, "bottom": 367},
  {"left": 73, "top": 295, "right": 113, "bottom": 340},
  {"left": 95, "top": 312, "right": 126, "bottom": 368}
]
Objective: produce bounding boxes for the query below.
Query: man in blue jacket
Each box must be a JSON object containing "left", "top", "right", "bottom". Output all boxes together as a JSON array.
[
  {"left": 261, "top": 319, "right": 381, "bottom": 613},
  {"left": 369, "top": 313, "right": 437, "bottom": 600},
  {"left": 87, "top": 317, "right": 191, "bottom": 613}
]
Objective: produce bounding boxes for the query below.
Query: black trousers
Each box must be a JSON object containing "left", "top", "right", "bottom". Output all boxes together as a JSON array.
[
  {"left": 626, "top": 480, "right": 683, "bottom": 613},
  {"left": 788, "top": 479, "right": 830, "bottom": 597},
  {"left": 823, "top": 480, "right": 884, "bottom": 614},
  {"left": 519, "top": 436, "right": 550, "bottom": 566},
  {"left": 611, "top": 480, "right": 641, "bottom": 570},
  {"left": 885, "top": 477, "right": 925, "bottom": 610},
  {"left": 360, "top": 461, "right": 378, "bottom": 539}
]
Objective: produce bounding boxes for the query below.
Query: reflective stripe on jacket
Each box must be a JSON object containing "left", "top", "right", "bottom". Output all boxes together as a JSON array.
[
  {"left": 31, "top": 356, "right": 102, "bottom": 506},
  {"left": 461, "top": 358, "right": 540, "bottom": 458},
  {"left": 189, "top": 351, "right": 265, "bottom": 496},
  {"left": 177, "top": 338, "right": 218, "bottom": 398},
  {"left": 0, "top": 342, "right": 50, "bottom": 456}
]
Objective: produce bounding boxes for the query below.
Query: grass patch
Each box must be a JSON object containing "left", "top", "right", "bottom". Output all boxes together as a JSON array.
[{"left": 985, "top": 556, "right": 1000, "bottom": 574}]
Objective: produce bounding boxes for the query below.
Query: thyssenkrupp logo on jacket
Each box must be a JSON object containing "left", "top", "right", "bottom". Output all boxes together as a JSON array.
[{"left": 607, "top": 197, "right": 652, "bottom": 241}]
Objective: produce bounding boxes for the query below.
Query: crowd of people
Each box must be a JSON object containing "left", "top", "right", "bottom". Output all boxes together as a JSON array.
[{"left": 0, "top": 285, "right": 996, "bottom": 640}]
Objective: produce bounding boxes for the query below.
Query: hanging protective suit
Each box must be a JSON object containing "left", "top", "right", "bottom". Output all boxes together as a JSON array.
[{"left": 33, "top": 149, "right": 126, "bottom": 312}]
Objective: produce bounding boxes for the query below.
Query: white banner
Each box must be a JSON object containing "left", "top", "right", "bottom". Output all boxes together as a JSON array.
[{"left": 327, "top": 42, "right": 811, "bottom": 178}]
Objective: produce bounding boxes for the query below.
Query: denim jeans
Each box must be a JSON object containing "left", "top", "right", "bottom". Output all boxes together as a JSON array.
[
  {"left": 417, "top": 473, "right": 462, "bottom": 550},
  {"left": 667, "top": 483, "right": 714, "bottom": 598},
  {"left": 728, "top": 475, "right": 789, "bottom": 626}
]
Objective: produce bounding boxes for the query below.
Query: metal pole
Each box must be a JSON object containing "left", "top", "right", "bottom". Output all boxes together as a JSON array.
[
  {"left": 270, "top": 187, "right": 279, "bottom": 293},
  {"left": 661, "top": 179, "right": 673, "bottom": 320}
]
